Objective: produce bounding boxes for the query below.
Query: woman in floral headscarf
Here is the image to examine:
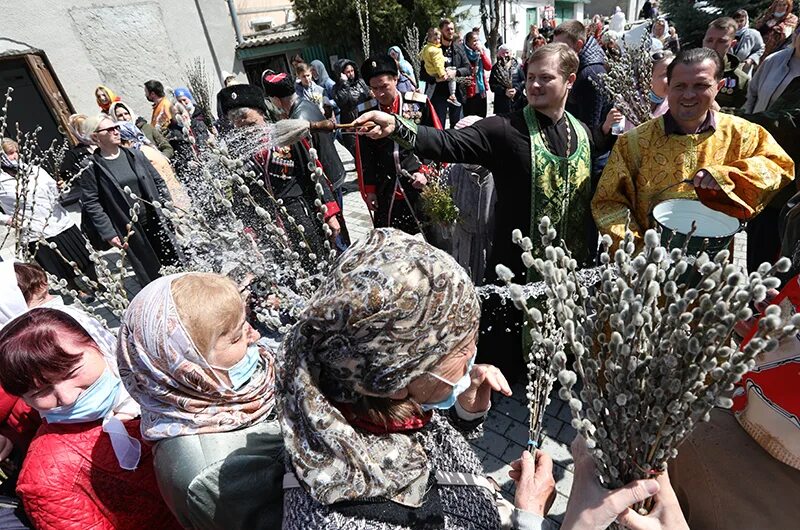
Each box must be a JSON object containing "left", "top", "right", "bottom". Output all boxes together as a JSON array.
[
  {"left": 117, "top": 272, "right": 284, "bottom": 530},
  {"left": 755, "top": 0, "right": 798, "bottom": 59},
  {"left": 278, "top": 228, "right": 556, "bottom": 529}
]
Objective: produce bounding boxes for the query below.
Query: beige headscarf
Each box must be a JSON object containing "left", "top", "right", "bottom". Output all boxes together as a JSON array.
[
  {"left": 278, "top": 228, "right": 481, "bottom": 508},
  {"left": 117, "top": 273, "right": 276, "bottom": 441}
]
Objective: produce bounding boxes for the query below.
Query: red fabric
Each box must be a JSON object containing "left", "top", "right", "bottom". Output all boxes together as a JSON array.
[
  {"left": 334, "top": 402, "right": 433, "bottom": 434},
  {"left": 735, "top": 274, "right": 800, "bottom": 420},
  {"left": 17, "top": 419, "right": 181, "bottom": 530},
  {"left": 0, "top": 388, "right": 40, "bottom": 453},
  {"left": 427, "top": 98, "right": 443, "bottom": 131}
]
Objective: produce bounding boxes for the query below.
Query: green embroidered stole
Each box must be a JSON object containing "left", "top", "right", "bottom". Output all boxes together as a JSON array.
[{"left": 523, "top": 106, "right": 592, "bottom": 280}]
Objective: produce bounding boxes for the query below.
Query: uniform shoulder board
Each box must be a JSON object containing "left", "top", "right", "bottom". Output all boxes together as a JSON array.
[
  {"left": 404, "top": 92, "right": 428, "bottom": 104},
  {"left": 357, "top": 99, "right": 378, "bottom": 114}
]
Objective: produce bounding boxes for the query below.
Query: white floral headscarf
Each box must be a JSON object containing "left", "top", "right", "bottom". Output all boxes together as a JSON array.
[
  {"left": 117, "top": 274, "right": 276, "bottom": 441},
  {"left": 278, "top": 228, "right": 481, "bottom": 507}
]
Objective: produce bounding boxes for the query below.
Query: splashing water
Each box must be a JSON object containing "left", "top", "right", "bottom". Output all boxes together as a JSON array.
[{"left": 3, "top": 94, "right": 336, "bottom": 334}]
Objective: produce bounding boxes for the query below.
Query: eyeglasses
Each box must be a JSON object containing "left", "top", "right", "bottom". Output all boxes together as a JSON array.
[
  {"left": 96, "top": 125, "right": 120, "bottom": 134},
  {"left": 651, "top": 51, "right": 666, "bottom": 62}
]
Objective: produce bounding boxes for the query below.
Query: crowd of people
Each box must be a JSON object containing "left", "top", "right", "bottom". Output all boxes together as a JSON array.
[{"left": 0, "top": 1, "right": 798, "bottom": 529}]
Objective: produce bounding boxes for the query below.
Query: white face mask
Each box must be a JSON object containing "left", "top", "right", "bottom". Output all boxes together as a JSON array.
[{"left": 775, "top": 11, "right": 786, "bottom": 17}]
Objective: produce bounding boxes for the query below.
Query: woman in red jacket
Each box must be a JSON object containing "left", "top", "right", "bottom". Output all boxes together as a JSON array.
[{"left": 0, "top": 307, "right": 180, "bottom": 530}]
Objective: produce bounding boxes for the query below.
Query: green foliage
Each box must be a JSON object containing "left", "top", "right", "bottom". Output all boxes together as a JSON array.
[
  {"left": 420, "top": 183, "right": 460, "bottom": 225},
  {"left": 293, "top": 0, "right": 460, "bottom": 62}
]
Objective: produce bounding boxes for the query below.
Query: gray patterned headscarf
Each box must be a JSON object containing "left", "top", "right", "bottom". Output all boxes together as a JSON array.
[{"left": 278, "top": 228, "right": 481, "bottom": 508}]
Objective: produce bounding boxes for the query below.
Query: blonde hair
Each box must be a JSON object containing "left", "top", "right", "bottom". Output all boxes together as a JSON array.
[
  {"left": 82, "top": 113, "right": 112, "bottom": 137},
  {"left": 171, "top": 273, "right": 244, "bottom": 357},
  {"left": 68, "top": 114, "right": 88, "bottom": 137},
  {"left": 1, "top": 138, "right": 18, "bottom": 155},
  {"left": 426, "top": 27, "right": 441, "bottom": 43}
]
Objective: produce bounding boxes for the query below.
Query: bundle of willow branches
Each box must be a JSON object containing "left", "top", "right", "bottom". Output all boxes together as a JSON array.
[
  {"left": 498, "top": 217, "right": 799, "bottom": 520},
  {"left": 184, "top": 57, "right": 216, "bottom": 127},
  {"left": 594, "top": 30, "right": 654, "bottom": 127},
  {"left": 404, "top": 25, "right": 422, "bottom": 83}
]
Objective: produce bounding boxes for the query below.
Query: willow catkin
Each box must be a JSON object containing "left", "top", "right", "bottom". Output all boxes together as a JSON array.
[{"left": 498, "top": 216, "right": 799, "bottom": 494}]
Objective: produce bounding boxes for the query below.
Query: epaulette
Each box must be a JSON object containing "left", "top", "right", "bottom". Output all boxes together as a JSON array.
[
  {"left": 404, "top": 92, "right": 428, "bottom": 104},
  {"left": 357, "top": 99, "right": 378, "bottom": 114}
]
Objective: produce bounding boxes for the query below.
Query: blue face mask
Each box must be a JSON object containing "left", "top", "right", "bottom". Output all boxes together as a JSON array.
[
  {"left": 216, "top": 343, "right": 262, "bottom": 390},
  {"left": 648, "top": 89, "right": 665, "bottom": 105},
  {"left": 421, "top": 355, "right": 476, "bottom": 411},
  {"left": 40, "top": 368, "right": 120, "bottom": 424}
]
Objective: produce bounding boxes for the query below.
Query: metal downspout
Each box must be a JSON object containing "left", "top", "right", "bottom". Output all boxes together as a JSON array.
[{"left": 226, "top": 0, "right": 244, "bottom": 45}]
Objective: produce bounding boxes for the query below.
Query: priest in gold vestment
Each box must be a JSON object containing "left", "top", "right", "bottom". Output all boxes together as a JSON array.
[{"left": 592, "top": 47, "right": 794, "bottom": 246}]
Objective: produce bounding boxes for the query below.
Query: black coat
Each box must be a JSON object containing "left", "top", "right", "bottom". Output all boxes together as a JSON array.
[
  {"left": 489, "top": 58, "right": 525, "bottom": 115},
  {"left": 332, "top": 59, "right": 372, "bottom": 124},
  {"left": 81, "top": 147, "right": 179, "bottom": 285},
  {"left": 290, "top": 99, "right": 346, "bottom": 189},
  {"left": 567, "top": 37, "right": 609, "bottom": 129}
]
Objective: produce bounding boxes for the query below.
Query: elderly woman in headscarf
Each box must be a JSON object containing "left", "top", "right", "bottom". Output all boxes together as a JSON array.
[
  {"left": 94, "top": 85, "right": 120, "bottom": 112},
  {"left": 173, "top": 87, "right": 212, "bottom": 147},
  {"left": 389, "top": 46, "right": 416, "bottom": 85},
  {"left": 117, "top": 121, "right": 190, "bottom": 211},
  {"left": 109, "top": 101, "right": 174, "bottom": 159},
  {"left": 117, "top": 272, "right": 284, "bottom": 530},
  {"left": 755, "top": 0, "right": 799, "bottom": 59},
  {"left": 0, "top": 303, "right": 180, "bottom": 529},
  {"left": 278, "top": 228, "right": 557, "bottom": 529},
  {"left": 310, "top": 60, "right": 338, "bottom": 117},
  {"left": 489, "top": 44, "right": 524, "bottom": 115}
]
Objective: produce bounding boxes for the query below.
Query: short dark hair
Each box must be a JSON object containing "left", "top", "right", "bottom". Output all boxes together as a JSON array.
[
  {"left": 13, "top": 263, "right": 48, "bottom": 304},
  {"left": 439, "top": 18, "right": 453, "bottom": 30},
  {"left": 465, "top": 31, "right": 478, "bottom": 44},
  {"left": 708, "top": 17, "right": 738, "bottom": 36},
  {"left": 0, "top": 308, "right": 95, "bottom": 396},
  {"left": 667, "top": 47, "right": 724, "bottom": 82},
  {"left": 144, "top": 80, "right": 165, "bottom": 97},
  {"left": 733, "top": 9, "right": 748, "bottom": 21},
  {"left": 553, "top": 20, "right": 586, "bottom": 46}
]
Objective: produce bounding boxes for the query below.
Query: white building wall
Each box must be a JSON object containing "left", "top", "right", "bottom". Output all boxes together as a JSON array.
[{"left": 2, "top": 0, "right": 242, "bottom": 116}]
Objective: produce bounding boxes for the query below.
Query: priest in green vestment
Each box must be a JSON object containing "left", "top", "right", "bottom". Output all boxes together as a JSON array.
[{"left": 353, "top": 43, "right": 616, "bottom": 380}]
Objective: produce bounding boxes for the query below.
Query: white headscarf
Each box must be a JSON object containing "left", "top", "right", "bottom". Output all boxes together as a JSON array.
[
  {"left": 0, "top": 262, "right": 141, "bottom": 469},
  {"left": 0, "top": 261, "right": 28, "bottom": 328}
]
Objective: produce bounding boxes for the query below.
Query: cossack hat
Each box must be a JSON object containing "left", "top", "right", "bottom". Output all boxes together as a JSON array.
[
  {"left": 261, "top": 70, "right": 295, "bottom": 98},
  {"left": 360, "top": 54, "right": 399, "bottom": 82},
  {"left": 217, "top": 84, "right": 267, "bottom": 116}
]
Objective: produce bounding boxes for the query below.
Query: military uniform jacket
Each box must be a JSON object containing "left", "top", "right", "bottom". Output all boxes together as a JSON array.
[
  {"left": 716, "top": 53, "right": 750, "bottom": 111},
  {"left": 354, "top": 91, "right": 442, "bottom": 202}
]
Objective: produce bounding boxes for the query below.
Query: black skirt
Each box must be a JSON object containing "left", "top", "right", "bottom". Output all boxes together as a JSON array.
[{"left": 29, "top": 225, "right": 98, "bottom": 284}]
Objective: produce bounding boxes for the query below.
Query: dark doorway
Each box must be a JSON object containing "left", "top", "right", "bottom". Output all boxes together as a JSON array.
[
  {"left": 244, "top": 54, "right": 291, "bottom": 87},
  {"left": 0, "top": 57, "right": 65, "bottom": 150}
]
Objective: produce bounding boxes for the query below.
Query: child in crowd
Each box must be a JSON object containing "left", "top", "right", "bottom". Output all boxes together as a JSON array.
[
  {"left": 117, "top": 273, "right": 283, "bottom": 529},
  {"left": 420, "top": 27, "right": 460, "bottom": 106},
  {"left": 295, "top": 62, "right": 325, "bottom": 112}
]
